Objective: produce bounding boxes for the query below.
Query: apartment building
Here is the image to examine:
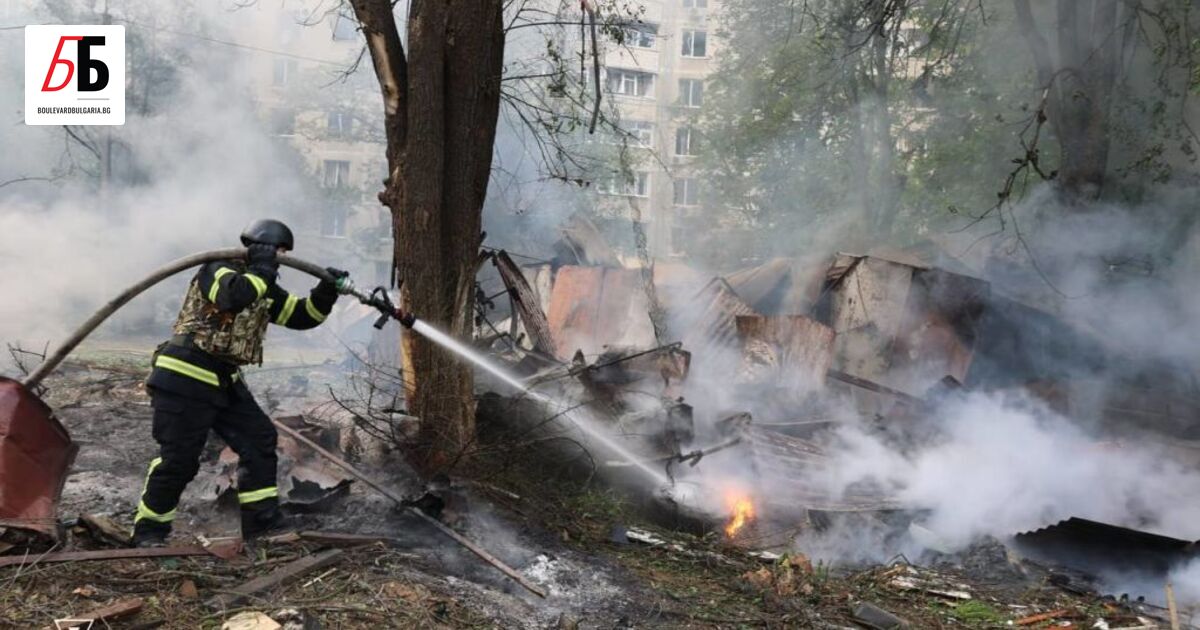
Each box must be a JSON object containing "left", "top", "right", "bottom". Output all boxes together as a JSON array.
[
  {"left": 231, "top": 4, "right": 393, "bottom": 284},
  {"left": 594, "top": 0, "right": 720, "bottom": 258}
]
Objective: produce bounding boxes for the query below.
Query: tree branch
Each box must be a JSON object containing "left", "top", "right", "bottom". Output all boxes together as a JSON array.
[{"left": 347, "top": 0, "right": 409, "bottom": 176}]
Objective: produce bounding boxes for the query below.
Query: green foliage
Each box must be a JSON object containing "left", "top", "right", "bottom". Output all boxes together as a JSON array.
[
  {"left": 696, "top": 0, "right": 1200, "bottom": 264},
  {"left": 696, "top": 0, "right": 1036, "bottom": 260},
  {"left": 946, "top": 599, "right": 1005, "bottom": 627}
]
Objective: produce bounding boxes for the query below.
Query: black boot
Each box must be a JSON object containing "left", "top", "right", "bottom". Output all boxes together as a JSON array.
[
  {"left": 241, "top": 500, "right": 300, "bottom": 539},
  {"left": 130, "top": 521, "right": 170, "bottom": 548}
]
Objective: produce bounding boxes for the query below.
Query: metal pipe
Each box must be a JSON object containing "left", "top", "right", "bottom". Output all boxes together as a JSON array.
[
  {"left": 272, "top": 419, "right": 548, "bottom": 598},
  {"left": 21, "top": 248, "right": 335, "bottom": 389},
  {"left": 16, "top": 248, "right": 549, "bottom": 597}
]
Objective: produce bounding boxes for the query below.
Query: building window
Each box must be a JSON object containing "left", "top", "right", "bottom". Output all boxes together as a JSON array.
[
  {"left": 323, "top": 160, "right": 351, "bottom": 188},
  {"left": 332, "top": 14, "right": 357, "bottom": 40},
  {"left": 322, "top": 206, "right": 348, "bottom": 237},
  {"left": 682, "top": 0, "right": 708, "bottom": 7},
  {"left": 327, "top": 110, "right": 353, "bottom": 137},
  {"left": 681, "top": 30, "right": 707, "bottom": 57},
  {"left": 673, "top": 178, "right": 700, "bottom": 206},
  {"left": 272, "top": 58, "right": 298, "bottom": 86},
  {"left": 607, "top": 69, "right": 654, "bottom": 98},
  {"left": 620, "top": 120, "right": 654, "bottom": 147},
  {"left": 269, "top": 108, "right": 295, "bottom": 136},
  {"left": 622, "top": 24, "right": 657, "bottom": 48},
  {"left": 679, "top": 79, "right": 703, "bottom": 108},
  {"left": 599, "top": 171, "right": 650, "bottom": 197},
  {"left": 675, "top": 127, "right": 697, "bottom": 156}
]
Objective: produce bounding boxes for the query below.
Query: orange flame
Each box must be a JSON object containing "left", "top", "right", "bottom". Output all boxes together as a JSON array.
[{"left": 724, "top": 493, "right": 757, "bottom": 538}]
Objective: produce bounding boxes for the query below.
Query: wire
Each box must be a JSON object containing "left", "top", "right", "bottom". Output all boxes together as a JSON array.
[
  {"left": 480, "top": 245, "right": 553, "bottom": 265},
  {"left": 0, "top": 19, "right": 347, "bottom": 67},
  {"left": 115, "top": 17, "right": 347, "bottom": 66}
]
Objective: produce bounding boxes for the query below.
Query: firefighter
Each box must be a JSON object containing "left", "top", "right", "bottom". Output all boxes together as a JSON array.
[{"left": 131, "top": 219, "right": 347, "bottom": 547}]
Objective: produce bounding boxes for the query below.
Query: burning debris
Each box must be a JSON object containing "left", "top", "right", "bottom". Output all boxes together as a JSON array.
[
  {"left": 474, "top": 240, "right": 1200, "bottom": 616},
  {"left": 722, "top": 490, "right": 757, "bottom": 539}
]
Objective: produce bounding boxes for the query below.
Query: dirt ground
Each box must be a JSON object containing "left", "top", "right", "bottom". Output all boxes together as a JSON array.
[{"left": 0, "top": 349, "right": 1183, "bottom": 629}]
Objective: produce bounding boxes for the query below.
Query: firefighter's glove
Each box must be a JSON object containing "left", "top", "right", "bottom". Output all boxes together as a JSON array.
[
  {"left": 246, "top": 243, "right": 280, "bottom": 281},
  {"left": 314, "top": 267, "right": 349, "bottom": 301}
]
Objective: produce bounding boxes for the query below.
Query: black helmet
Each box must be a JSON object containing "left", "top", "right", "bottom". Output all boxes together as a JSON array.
[{"left": 240, "top": 219, "right": 294, "bottom": 250}]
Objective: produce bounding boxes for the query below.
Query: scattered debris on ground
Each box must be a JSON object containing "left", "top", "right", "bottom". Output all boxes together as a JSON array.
[{"left": 7, "top": 243, "right": 1200, "bottom": 627}]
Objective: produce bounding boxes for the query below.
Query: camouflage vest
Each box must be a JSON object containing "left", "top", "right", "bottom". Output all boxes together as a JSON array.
[{"left": 171, "top": 274, "right": 272, "bottom": 365}]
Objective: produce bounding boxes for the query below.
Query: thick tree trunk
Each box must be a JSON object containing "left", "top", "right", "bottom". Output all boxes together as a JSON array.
[
  {"left": 351, "top": 0, "right": 505, "bottom": 474},
  {"left": 1013, "top": 0, "right": 1124, "bottom": 203}
]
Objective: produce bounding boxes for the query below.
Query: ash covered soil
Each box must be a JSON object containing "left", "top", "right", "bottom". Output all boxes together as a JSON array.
[{"left": 1, "top": 351, "right": 1162, "bottom": 629}]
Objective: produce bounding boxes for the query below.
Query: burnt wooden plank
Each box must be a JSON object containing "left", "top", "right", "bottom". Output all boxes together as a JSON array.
[
  {"left": 42, "top": 597, "right": 143, "bottom": 629},
  {"left": 206, "top": 549, "right": 343, "bottom": 610},
  {"left": 0, "top": 546, "right": 210, "bottom": 568},
  {"left": 493, "top": 251, "right": 556, "bottom": 356}
]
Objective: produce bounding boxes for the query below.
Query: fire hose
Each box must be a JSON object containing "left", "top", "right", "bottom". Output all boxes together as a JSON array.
[
  {"left": 21, "top": 248, "right": 408, "bottom": 390},
  {"left": 17, "top": 247, "right": 547, "bottom": 598}
]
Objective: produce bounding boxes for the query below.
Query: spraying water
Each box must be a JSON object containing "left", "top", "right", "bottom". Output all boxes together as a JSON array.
[{"left": 411, "top": 319, "right": 671, "bottom": 486}]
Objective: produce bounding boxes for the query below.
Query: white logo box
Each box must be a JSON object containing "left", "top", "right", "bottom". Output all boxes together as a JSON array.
[{"left": 25, "top": 25, "right": 125, "bottom": 125}]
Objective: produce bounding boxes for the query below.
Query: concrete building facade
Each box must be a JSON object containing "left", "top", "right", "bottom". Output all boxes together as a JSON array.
[{"left": 593, "top": 0, "right": 721, "bottom": 258}]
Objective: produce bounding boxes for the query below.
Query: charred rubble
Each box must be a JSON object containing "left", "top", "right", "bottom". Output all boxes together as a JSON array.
[{"left": 471, "top": 220, "right": 1200, "bottom": 610}]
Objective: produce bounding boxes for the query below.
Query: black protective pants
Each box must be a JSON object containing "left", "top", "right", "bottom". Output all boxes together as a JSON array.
[{"left": 133, "top": 387, "right": 279, "bottom": 536}]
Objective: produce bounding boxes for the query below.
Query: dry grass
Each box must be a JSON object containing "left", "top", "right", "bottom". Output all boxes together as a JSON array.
[{"left": 0, "top": 544, "right": 496, "bottom": 629}]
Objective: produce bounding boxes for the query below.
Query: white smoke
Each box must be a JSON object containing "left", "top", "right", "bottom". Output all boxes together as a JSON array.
[
  {"left": 821, "top": 392, "right": 1200, "bottom": 548},
  {"left": 0, "top": 2, "right": 347, "bottom": 373}
]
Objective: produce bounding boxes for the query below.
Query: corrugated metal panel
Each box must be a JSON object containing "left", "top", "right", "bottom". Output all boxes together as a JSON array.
[
  {"left": 1014, "top": 517, "right": 1199, "bottom": 576},
  {"left": 740, "top": 426, "right": 899, "bottom": 513},
  {"left": 681, "top": 278, "right": 756, "bottom": 362},
  {"left": 725, "top": 257, "right": 827, "bottom": 316}
]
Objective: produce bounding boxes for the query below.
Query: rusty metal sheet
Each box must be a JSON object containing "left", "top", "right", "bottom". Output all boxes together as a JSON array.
[
  {"left": 493, "top": 251, "right": 556, "bottom": 357},
  {"left": 276, "top": 414, "right": 353, "bottom": 510},
  {"left": 887, "top": 268, "right": 989, "bottom": 394},
  {"left": 546, "top": 266, "right": 656, "bottom": 359},
  {"left": 652, "top": 261, "right": 707, "bottom": 315},
  {"left": 0, "top": 377, "right": 77, "bottom": 539},
  {"left": 214, "top": 416, "right": 353, "bottom": 512},
  {"left": 735, "top": 315, "right": 835, "bottom": 392},
  {"left": 725, "top": 257, "right": 826, "bottom": 315},
  {"left": 681, "top": 278, "right": 756, "bottom": 362}
]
